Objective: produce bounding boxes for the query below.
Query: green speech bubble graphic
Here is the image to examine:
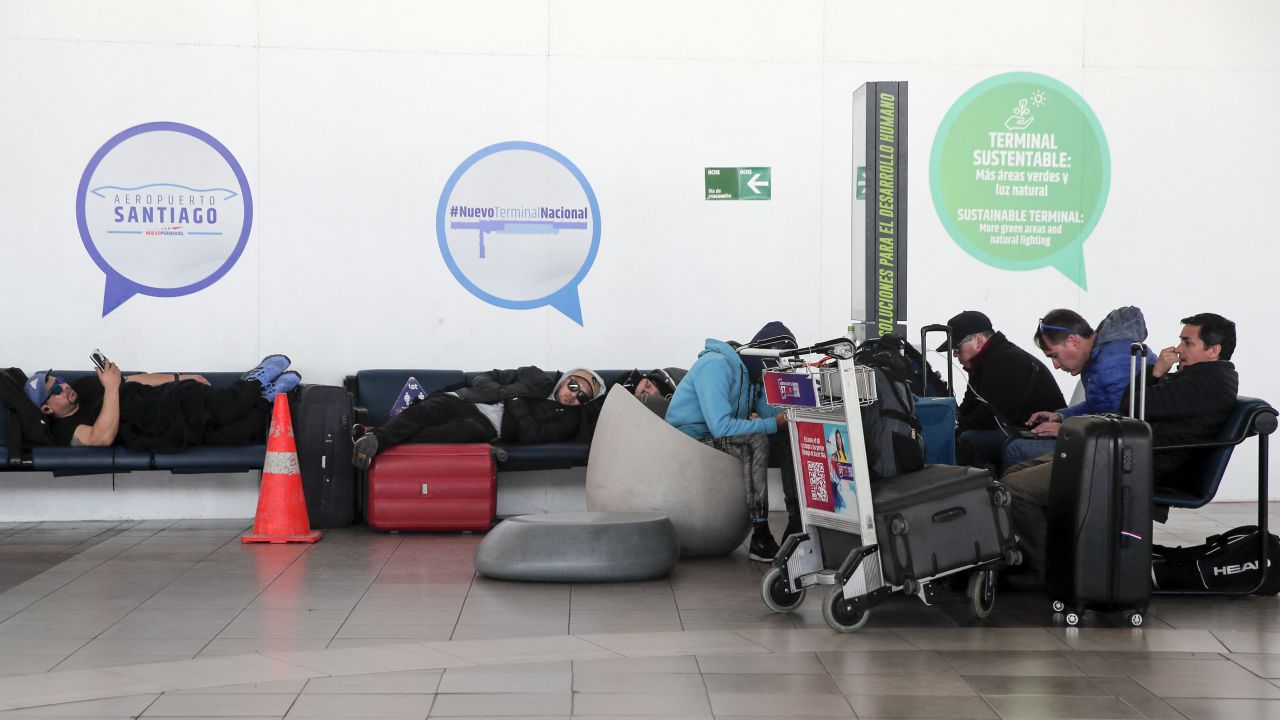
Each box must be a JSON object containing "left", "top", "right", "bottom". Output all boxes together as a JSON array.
[{"left": 930, "top": 72, "right": 1109, "bottom": 289}]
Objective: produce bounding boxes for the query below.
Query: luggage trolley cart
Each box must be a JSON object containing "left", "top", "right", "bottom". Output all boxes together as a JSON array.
[{"left": 749, "top": 338, "right": 1017, "bottom": 632}]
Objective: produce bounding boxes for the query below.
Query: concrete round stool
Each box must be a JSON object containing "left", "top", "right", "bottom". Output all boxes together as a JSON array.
[{"left": 473, "top": 511, "right": 679, "bottom": 583}]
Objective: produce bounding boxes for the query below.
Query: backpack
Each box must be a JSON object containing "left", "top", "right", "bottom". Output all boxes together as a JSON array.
[
  {"left": 1152, "top": 525, "right": 1280, "bottom": 595},
  {"left": 0, "top": 367, "right": 56, "bottom": 453},
  {"left": 854, "top": 336, "right": 926, "bottom": 480}
]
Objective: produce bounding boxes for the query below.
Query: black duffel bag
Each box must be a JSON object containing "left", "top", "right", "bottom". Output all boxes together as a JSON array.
[{"left": 1152, "top": 525, "right": 1280, "bottom": 595}]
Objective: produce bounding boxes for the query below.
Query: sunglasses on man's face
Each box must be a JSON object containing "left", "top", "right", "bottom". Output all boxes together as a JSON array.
[
  {"left": 47, "top": 376, "right": 67, "bottom": 397},
  {"left": 565, "top": 378, "right": 594, "bottom": 403}
]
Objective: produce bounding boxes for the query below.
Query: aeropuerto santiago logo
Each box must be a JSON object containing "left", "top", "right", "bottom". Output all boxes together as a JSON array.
[
  {"left": 437, "top": 141, "right": 600, "bottom": 325},
  {"left": 930, "top": 72, "right": 1109, "bottom": 289},
  {"left": 76, "top": 122, "right": 253, "bottom": 315}
]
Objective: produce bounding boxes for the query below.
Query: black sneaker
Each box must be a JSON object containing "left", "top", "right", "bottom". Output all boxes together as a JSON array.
[
  {"left": 352, "top": 433, "right": 379, "bottom": 470},
  {"left": 748, "top": 527, "right": 780, "bottom": 562}
]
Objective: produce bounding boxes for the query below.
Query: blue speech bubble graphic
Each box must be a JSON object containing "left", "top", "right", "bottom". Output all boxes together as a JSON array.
[
  {"left": 436, "top": 141, "right": 601, "bottom": 325},
  {"left": 76, "top": 122, "right": 253, "bottom": 316}
]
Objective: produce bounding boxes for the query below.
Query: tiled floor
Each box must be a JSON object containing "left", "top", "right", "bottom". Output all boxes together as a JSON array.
[{"left": 0, "top": 504, "right": 1276, "bottom": 718}]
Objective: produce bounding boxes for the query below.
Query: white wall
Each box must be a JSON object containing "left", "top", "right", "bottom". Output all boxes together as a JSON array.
[{"left": 1, "top": 0, "right": 1276, "bottom": 499}]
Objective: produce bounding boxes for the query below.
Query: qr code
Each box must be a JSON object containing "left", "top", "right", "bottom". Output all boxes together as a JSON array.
[{"left": 806, "top": 461, "right": 829, "bottom": 503}]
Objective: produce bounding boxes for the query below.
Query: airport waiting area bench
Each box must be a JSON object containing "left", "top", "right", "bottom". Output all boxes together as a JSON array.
[
  {"left": 1, "top": 370, "right": 266, "bottom": 475},
  {"left": 344, "top": 369, "right": 634, "bottom": 472}
]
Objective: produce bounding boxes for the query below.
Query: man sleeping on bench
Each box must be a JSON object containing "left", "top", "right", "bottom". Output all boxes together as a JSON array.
[
  {"left": 351, "top": 367, "right": 606, "bottom": 470},
  {"left": 27, "top": 354, "right": 300, "bottom": 452}
]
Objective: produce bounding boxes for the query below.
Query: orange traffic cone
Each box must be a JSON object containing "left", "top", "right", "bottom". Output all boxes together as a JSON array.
[{"left": 242, "top": 394, "right": 322, "bottom": 544}]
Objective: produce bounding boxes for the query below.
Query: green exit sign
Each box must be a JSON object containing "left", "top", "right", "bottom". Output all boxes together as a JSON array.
[{"left": 705, "top": 167, "right": 771, "bottom": 200}]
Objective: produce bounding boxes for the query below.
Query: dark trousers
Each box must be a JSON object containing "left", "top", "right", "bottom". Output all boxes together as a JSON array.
[
  {"left": 202, "top": 380, "right": 271, "bottom": 445},
  {"left": 768, "top": 429, "right": 800, "bottom": 519},
  {"left": 372, "top": 394, "right": 497, "bottom": 449}
]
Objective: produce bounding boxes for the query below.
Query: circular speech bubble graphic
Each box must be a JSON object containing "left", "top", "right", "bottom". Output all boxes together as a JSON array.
[
  {"left": 930, "top": 72, "right": 1109, "bottom": 289},
  {"left": 76, "top": 122, "right": 253, "bottom": 315},
  {"left": 436, "top": 141, "right": 601, "bottom": 325}
]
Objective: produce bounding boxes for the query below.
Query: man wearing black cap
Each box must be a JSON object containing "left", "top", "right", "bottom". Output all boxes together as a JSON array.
[{"left": 939, "top": 311, "right": 1065, "bottom": 474}]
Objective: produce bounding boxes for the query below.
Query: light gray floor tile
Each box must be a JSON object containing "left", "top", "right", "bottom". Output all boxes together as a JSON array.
[
  {"left": 143, "top": 692, "right": 297, "bottom": 717},
  {"left": 169, "top": 679, "right": 309, "bottom": 695},
  {"left": 572, "top": 656, "right": 701, "bottom": 674},
  {"left": 708, "top": 691, "right": 852, "bottom": 717},
  {"left": 733, "top": 629, "right": 914, "bottom": 653},
  {"left": 0, "top": 669, "right": 167, "bottom": 711},
  {"left": 332, "top": 622, "right": 455, "bottom": 640},
  {"left": 302, "top": 670, "right": 442, "bottom": 694},
  {"left": 817, "top": 650, "right": 952, "bottom": 676},
  {"left": 437, "top": 670, "right": 570, "bottom": 694},
  {"left": 51, "top": 654, "right": 192, "bottom": 671},
  {"left": 428, "top": 692, "right": 571, "bottom": 716},
  {"left": 894, "top": 628, "right": 1069, "bottom": 652},
  {"left": 1227, "top": 653, "right": 1280, "bottom": 678},
  {"left": 1049, "top": 628, "right": 1230, "bottom": 653},
  {"left": 571, "top": 672, "right": 705, "bottom": 694},
  {"left": 984, "top": 694, "right": 1141, "bottom": 719},
  {"left": 444, "top": 662, "right": 572, "bottom": 675},
  {"left": 574, "top": 692, "right": 712, "bottom": 716},
  {"left": 1091, "top": 677, "right": 1187, "bottom": 720},
  {"left": 704, "top": 672, "right": 840, "bottom": 694},
  {"left": 110, "top": 654, "right": 327, "bottom": 691},
  {"left": 1168, "top": 697, "right": 1280, "bottom": 720},
  {"left": 198, "top": 639, "right": 331, "bottom": 657},
  {"left": 697, "top": 651, "right": 826, "bottom": 674},
  {"left": 964, "top": 674, "right": 1111, "bottom": 696},
  {"left": 268, "top": 643, "right": 473, "bottom": 675},
  {"left": 834, "top": 672, "right": 976, "bottom": 696},
  {"left": 285, "top": 692, "right": 434, "bottom": 717},
  {"left": 940, "top": 650, "right": 1087, "bottom": 677},
  {"left": 1211, "top": 631, "right": 1280, "bottom": 654},
  {"left": 449, "top": 622, "right": 569, "bottom": 640},
  {"left": 424, "top": 635, "right": 618, "bottom": 665},
  {"left": 0, "top": 693, "right": 160, "bottom": 717},
  {"left": 845, "top": 695, "right": 996, "bottom": 719}
]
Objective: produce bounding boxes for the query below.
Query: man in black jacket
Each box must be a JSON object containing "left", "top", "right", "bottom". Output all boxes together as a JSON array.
[
  {"left": 940, "top": 311, "right": 1065, "bottom": 473},
  {"left": 1004, "top": 312, "right": 1239, "bottom": 584},
  {"left": 352, "top": 367, "right": 604, "bottom": 470}
]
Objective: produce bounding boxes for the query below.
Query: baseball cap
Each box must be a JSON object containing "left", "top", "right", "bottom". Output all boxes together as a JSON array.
[
  {"left": 24, "top": 369, "right": 53, "bottom": 408},
  {"left": 937, "top": 311, "right": 994, "bottom": 351}
]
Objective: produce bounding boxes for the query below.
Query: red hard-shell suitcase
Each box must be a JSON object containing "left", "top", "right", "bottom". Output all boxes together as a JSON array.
[{"left": 366, "top": 444, "right": 496, "bottom": 531}]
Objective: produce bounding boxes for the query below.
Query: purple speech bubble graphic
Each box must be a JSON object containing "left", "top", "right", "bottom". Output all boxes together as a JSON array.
[{"left": 76, "top": 122, "right": 253, "bottom": 316}]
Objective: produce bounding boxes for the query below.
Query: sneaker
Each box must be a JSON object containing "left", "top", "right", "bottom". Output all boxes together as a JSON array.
[
  {"left": 748, "top": 526, "right": 781, "bottom": 562},
  {"left": 351, "top": 423, "right": 370, "bottom": 441},
  {"left": 783, "top": 514, "right": 803, "bottom": 540},
  {"left": 352, "top": 433, "right": 379, "bottom": 470},
  {"left": 242, "top": 354, "right": 291, "bottom": 385},
  {"left": 261, "top": 371, "right": 302, "bottom": 402}
]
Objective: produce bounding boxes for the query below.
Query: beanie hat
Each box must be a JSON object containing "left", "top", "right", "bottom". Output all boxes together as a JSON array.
[{"left": 641, "top": 369, "right": 678, "bottom": 398}]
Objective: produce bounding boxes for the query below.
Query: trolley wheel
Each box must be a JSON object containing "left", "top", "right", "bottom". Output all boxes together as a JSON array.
[
  {"left": 1051, "top": 600, "right": 1066, "bottom": 613},
  {"left": 901, "top": 577, "right": 920, "bottom": 596},
  {"left": 992, "top": 486, "right": 1011, "bottom": 507},
  {"left": 823, "top": 587, "right": 870, "bottom": 633},
  {"left": 1064, "top": 611, "right": 1081, "bottom": 627},
  {"left": 889, "top": 516, "right": 909, "bottom": 535},
  {"left": 760, "top": 567, "right": 805, "bottom": 613},
  {"left": 1003, "top": 548, "right": 1023, "bottom": 566},
  {"left": 968, "top": 569, "right": 997, "bottom": 619},
  {"left": 1127, "top": 611, "right": 1144, "bottom": 627}
]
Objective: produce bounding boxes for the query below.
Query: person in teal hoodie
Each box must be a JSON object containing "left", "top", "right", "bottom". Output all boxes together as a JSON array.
[{"left": 666, "top": 321, "right": 796, "bottom": 562}]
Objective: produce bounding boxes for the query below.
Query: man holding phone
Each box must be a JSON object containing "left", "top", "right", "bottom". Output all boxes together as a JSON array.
[{"left": 25, "top": 354, "right": 300, "bottom": 450}]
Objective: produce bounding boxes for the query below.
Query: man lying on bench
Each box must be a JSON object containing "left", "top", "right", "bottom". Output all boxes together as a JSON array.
[
  {"left": 27, "top": 354, "right": 300, "bottom": 451},
  {"left": 352, "top": 367, "right": 605, "bottom": 470}
]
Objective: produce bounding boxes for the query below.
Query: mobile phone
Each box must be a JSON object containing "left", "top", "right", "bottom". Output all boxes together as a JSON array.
[{"left": 90, "top": 349, "right": 110, "bottom": 372}]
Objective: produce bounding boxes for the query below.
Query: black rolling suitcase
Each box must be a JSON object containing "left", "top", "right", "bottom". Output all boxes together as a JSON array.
[
  {"left": 291, "top": 385, "right": 357, "bottom": 528},
  {"left": 873, "top": 464, "right": 1017, "bottom": 588},
  {"left": 1045, "top": 345, "right": 1153, "bottom": 626}
]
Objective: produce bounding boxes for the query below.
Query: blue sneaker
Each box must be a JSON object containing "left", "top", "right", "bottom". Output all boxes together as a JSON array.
[
  {"left": 262, "top": 370, "right": 302, "bottom": 402},
  {"left": 242, "top": 354, "right": 290, "bottom": 385}
]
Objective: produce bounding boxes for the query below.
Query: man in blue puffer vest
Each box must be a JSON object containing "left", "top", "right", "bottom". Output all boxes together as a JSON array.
[
  {"left": 666, "top": 322, "right": 798, "bottom": 562},
  {"left": 1001, "top": 306, "right": 1155, "bottom": 470}
]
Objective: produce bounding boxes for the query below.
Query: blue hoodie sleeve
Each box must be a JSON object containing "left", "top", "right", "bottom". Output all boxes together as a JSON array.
[
  {"left": 1082, "top": 342, "right": 1145, "bottom": 415},
  {"left": 696, "top": 361, "right": 778, "bottom": 438}
]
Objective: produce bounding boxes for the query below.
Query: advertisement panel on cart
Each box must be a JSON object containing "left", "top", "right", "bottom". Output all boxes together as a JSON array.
[{"left": 793, "top": 420, "right": 861, "bottom": 524}]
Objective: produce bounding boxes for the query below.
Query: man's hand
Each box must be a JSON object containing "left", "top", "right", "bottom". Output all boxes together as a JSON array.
[
  {"left": 1153, "top": 346, "right": 1178, "bottom": 378},
  {"left": 1030, "top": 421, "right": 1061, "bottom": 438},
  {"left": 1026, "top": 410, "right": 1061, "bottom": 426},
  {"left": 97, "top": 362, "right": 122, "bottom": 391},
  {"left": 775, "top": 411, "right": 787, "bottom": 430},
  {"left": 181, "top": 374, "right": 212, "bottom": 386}
]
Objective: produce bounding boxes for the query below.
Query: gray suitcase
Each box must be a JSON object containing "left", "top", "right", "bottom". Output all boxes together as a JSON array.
[{"left": 873, "top": 465, "right": 1015, "bottom": 586}]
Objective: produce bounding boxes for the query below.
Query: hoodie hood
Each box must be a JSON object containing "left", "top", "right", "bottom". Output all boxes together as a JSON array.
[
  {"left": 739, "top": 321, "right": 797, "bottom": 383},
  {"left": 552, "top": 368, "right": 606, "bottom": 402},
  {"left": 1095, "top": 306, "right": 1148, "bottom": 346}
]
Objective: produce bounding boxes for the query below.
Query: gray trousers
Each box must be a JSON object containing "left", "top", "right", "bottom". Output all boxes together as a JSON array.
[
  {"left": 702, "top": 433, "right": 770, "bottom": 522},
  {"left": 1002, "top": 452, "right": 1055, "bottom": 577}
]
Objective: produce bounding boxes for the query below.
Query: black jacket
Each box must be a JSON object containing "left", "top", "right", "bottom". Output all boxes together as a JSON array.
[
  {"left": 1121, "top": 360, "right": 1239, "bottom": 481},
  {"left": 452, "top": 367, "right": 603, "bottom": 444},
  {"left": 957, "top": 332, "right": 1066, "bottom": 432}
]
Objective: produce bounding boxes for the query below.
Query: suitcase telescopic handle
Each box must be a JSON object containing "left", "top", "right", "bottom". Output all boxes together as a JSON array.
[
  {"left": 920, "top": 324, "right": 954, "bottom": 395},
  {"left": 1129, "top": 343, "right": 1149, "bottom": 420}
]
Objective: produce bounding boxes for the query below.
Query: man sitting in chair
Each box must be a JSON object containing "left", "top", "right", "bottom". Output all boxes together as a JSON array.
[{"left": 1003, "top": 313, "right": 1240, "bottom": 587}]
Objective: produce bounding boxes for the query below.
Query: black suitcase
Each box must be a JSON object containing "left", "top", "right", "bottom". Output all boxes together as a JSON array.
[
  {"left": 291, "top": 385, "right": 357, "bottom": 529},
  {"left": 1045, "top": 345, "right": 1153, "bottom": 625},
  {"left": 873, "top": 465, "right": 1016, "bottom": 587}
]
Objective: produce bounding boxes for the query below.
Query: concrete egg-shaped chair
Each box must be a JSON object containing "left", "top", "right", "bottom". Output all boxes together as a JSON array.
[{"left": 586, "top": 385, "right": 750, "bottom": 557}]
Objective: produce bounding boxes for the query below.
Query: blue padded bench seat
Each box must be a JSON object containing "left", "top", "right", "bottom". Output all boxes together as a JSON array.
[
  {"left": 2, "top": 369, "right": 269, "bottom": 476},
  {"left": 349, "top": 368, "right": 633, "bottom": 471}
]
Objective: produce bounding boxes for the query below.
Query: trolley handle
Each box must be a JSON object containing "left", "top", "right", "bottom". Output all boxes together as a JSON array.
[{"left": 739, "top": 337, "right": 854, "bottom": 360}]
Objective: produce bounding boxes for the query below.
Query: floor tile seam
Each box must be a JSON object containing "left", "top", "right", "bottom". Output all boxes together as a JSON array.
[{"left": 323, "top": 534, "right": 407, "bottom": 648}]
